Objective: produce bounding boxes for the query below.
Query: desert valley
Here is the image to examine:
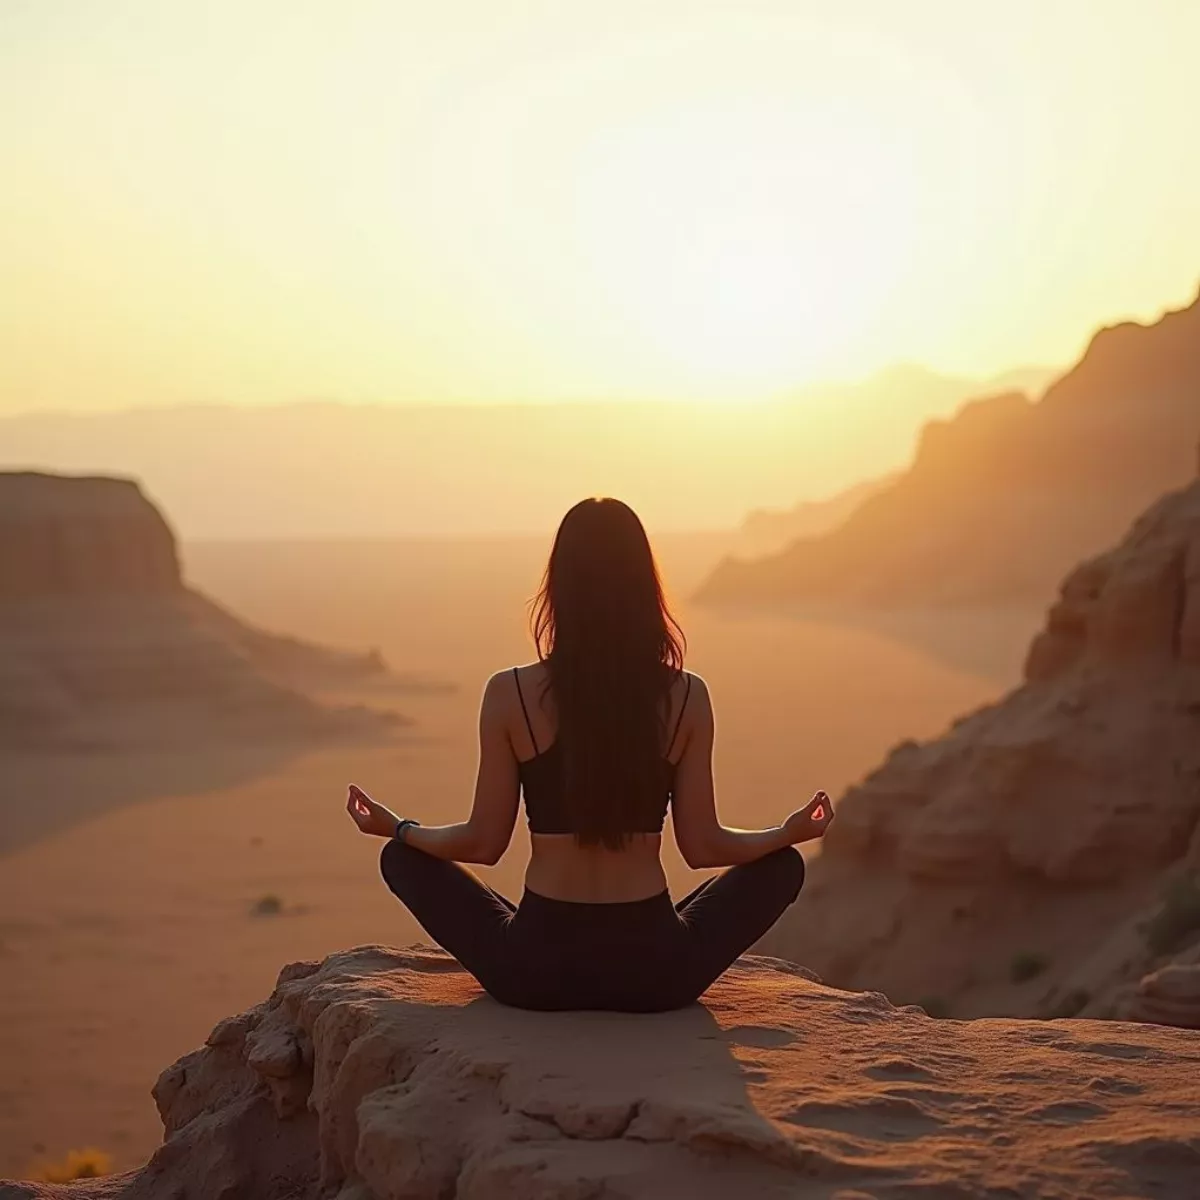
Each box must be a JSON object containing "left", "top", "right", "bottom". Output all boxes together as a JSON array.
[
  {"left": 2, "top": 290, "right": 1200, "bottom": 1197},
  {"left": 5, "top": 5, "right": 1200, "bottom": 1191}
]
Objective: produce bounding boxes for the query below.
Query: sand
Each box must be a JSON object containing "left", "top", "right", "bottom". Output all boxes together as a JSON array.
[{"left": 0, "top": 533, "right": 1038, "bottom": 1177}]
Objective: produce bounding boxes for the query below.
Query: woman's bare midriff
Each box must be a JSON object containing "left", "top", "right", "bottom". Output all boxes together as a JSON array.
[{"left": 524, "top": 832, "right": 669, "bottom": 902}]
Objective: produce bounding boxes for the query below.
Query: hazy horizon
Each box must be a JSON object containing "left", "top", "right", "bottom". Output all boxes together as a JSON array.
[
  {"left": 0, "top": 362, "right": 1060, "bottom": 539},
  {"left": 0, "top": 360, "right": 1055, "bottom": 421}
]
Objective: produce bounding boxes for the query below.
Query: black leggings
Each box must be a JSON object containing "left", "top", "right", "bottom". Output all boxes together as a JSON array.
[{"left": 378, "top": 839, "right": 805, "bottom": 1012}]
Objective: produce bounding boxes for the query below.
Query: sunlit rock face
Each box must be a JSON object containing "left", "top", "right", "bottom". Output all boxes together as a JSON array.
[
  {"left": 0, "top": 473, "right": 180, "bottom": 598},
  {"left": 760, "top": 469, "right": 1200, "bottom": 1022},
  {"left": 0, "top": 471, "right": 400, "bottom": 750},
  {"left": 698, "top": 288, "right": 1200, "bottom": 609}
]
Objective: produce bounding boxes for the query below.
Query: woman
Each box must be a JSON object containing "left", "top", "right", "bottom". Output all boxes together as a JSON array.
[{"left": 347, "top": 497, "right": 832, "bottom": 1012}]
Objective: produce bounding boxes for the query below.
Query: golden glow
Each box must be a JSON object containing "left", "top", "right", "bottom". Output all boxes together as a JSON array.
[
  {"left": 1, "top": 2, "right": 1199, "bottom": 412},
  {"left": 574, "top": 99, "right": 919, "bottom": 392}
]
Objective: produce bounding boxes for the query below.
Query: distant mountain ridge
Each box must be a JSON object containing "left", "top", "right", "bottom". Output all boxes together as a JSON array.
[
  {"left": 698, "top": 287, "right": 1200, "bottom": 608},
  {"left": 0, "top": 366, "right": 1055, "bottom": 541},
  {"left": 733, "top": 474, "right": 899, "bottom": 556}
]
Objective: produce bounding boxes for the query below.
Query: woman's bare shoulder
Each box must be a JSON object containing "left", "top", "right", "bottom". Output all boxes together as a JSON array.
[
  {"left": 484, "top": 662, "right": 550, "bottom": 715},
  {"left": 486, "top": 661, "right": 545, "bottom": 686},
  {"left": 505, "top": 661, "right": 549, "bottom": 690},
  {"left": 678, "top": 669, "right": 711, "bottom": 704},
  {"left": 670, "top": 670, "right": 711, "bottom": 737}
]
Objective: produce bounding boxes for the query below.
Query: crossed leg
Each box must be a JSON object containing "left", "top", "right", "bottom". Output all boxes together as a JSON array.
[
  {"left": 672, "top": 846, "right": 806, "bottom": 1001},
  {"left": 380, "top": 838, "right": 806, "bottom": 1010},
  {"left": 379, "top": 839, "right": 516, "bottom": 992}
]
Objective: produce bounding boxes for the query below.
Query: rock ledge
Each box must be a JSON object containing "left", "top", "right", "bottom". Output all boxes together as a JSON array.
[{"left": 4, "top": 945, "right": 1199, "bottom": 1200}]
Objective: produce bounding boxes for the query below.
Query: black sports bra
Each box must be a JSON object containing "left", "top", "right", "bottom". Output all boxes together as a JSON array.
[{"left": 513, "top": 667, "right": 691, "bottom": 836}]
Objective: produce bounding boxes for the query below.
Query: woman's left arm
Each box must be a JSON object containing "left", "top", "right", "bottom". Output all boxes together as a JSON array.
[{"left": 348, "top": 673, "right": 520, "bottom": 865}]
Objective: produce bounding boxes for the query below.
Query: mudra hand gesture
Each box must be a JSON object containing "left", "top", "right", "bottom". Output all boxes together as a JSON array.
[
  {"left": 346, "top": 784, "right": 401, "bottom": 838},
  {"left": 783, "top": 791, "right": 834, "bottom": 844}
]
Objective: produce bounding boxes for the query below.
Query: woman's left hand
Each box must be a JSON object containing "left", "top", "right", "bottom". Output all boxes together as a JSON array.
[{"left": 346, "top": 784, "right": 402, "bottom": 838}]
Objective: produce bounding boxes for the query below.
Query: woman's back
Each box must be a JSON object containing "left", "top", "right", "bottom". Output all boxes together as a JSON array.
[{"left": 509, "top": 660, "right": 693, "bottom": 902}]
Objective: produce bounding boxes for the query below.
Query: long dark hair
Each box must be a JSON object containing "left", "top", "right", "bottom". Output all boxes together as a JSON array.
[{"left": 531, "top": 498, "right": 686, "bottom": 850}]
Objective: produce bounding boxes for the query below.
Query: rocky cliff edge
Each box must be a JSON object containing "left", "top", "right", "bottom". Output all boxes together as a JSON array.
[{"left": 3, "top": 945, "right": 1199, "bottom": 1200}]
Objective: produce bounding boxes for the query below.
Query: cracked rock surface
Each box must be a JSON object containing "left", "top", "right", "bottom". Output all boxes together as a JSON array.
[{"left": 4, "top": 944, "right": 1199, "bottom": 1199}]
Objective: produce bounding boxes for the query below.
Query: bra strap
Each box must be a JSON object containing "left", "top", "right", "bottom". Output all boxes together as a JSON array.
[
  {"left": 512, "top": 667, "right": 538, "bottom": 754},
  {"left": 666, "top": 672, "right": 692, "bottom": 758}
]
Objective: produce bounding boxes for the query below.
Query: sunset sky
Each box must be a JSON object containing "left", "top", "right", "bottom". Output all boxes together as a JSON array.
[{"left": 2, "top": 0, "right": 1199, "bottom": 414}]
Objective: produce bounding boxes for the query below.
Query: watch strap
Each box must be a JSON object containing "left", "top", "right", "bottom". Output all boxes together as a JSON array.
[{"left": 393, "top": 817, "right": 421, "bottom": 843}]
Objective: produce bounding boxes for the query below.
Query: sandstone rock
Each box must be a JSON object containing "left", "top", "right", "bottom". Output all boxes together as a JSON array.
[
  {"left": 0, "top": 473, "right": 180, "bottom": 598},
  {"left": 761, "top": 473, "right": 1200, "bottom": 1019},
  {"left": 1181, "top": 525, "right": 1200, "bottom": 665},
  {"left": 5, "top": 944, "right": 1200, "bottom": 1200},
  {"left": 1028, "top": 491, "right": 1196, "bottom": 675},
  {"left": 1124, "top": 962, "right": 1200, "bottom": 1029},
  {"left": 0, "top": 472, "right": 408, "bottom": 752},
  {"left": 698, "top": 289, "right": 1200, "bottom": 609}
]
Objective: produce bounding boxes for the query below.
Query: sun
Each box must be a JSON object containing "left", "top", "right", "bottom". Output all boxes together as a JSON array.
[
  {"left": 574, "top": 97, "right": 920, "bottom": 398},
  {"left": 407, "top": 22, "right": 947, "bottom": 403}
]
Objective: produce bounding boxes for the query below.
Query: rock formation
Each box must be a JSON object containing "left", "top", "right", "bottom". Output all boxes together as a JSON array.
[
  {"left": 759, "top": 468, "right": 1200, "bottom": 1022},
  {"left": 4, "top": 944, "right": 1200, "bottom": 1200},
  {"left": 0, "top": 472, "right": 180, "bottom": 598},
  {"left": 699, "top": 287, "right": 1200, "bottom": 608},
  {"left": 1124, "top": 960, "right": 1200, "bottom": 1029},
  {"left": 734, "top": 473, "right": 898, "bottom": 557},
  {"left": 0, "top": 472, "right": 403, "bottom": 750}
]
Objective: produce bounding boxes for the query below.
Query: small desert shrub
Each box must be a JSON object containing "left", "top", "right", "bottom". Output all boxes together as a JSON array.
[
  {"left": 918, "top": 995, "right": 950, "bottom": 1019},
  {"left": 1145, "top": 875, "right": 1200, "bottom": 956},
  {"left": 1010, "top": 951, "right": 1049, "bottom": 983},
  {"left": 251, "top": 893, "right": 283, "bottom": 916},
  {"left": 1049, "top": 988, "right": 1090, "bottom": 1019},
  {"left": 29, "top": 1148, "right": 113, "bottom": 1182}
]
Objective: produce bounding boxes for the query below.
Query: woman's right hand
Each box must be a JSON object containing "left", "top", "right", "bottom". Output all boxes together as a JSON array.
[
  {"left": 346, "top": 784, "right": 402, "bottom": 838},
  {"left": 783, "top": 792, "right": 834, "bottom": 844}
]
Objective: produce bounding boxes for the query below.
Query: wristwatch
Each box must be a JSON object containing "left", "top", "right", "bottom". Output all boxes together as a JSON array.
[{"left": 393, "top": 817, "right": 421, "bottom": 843}]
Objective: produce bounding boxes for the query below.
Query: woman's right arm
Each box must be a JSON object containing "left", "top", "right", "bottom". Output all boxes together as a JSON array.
[{"left": 670, "top": 674, "right": 831, "bottom": 869}]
